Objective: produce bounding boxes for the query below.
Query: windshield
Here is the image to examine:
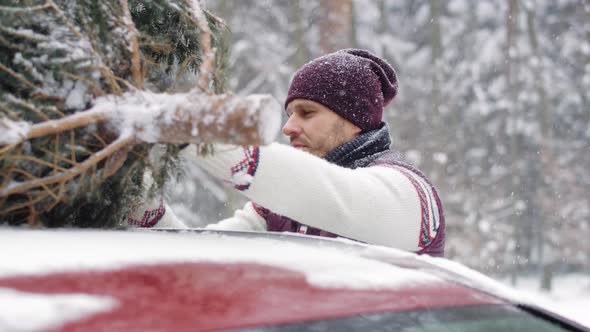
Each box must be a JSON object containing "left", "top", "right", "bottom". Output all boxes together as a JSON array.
[{"left": 237, "top": 304, "right": 576, "bottom": 332}]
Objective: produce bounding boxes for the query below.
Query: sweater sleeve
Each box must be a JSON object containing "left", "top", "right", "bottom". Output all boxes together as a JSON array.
[
  {"left": 127, "top": 197, "right": 189, "bottom": 229},
  {"left": 192, "top": 143, "right": 435, "bottom": 251},
  {"left": 204, "top": 201, "right": 267, "bottom": 232},
  {"left": 178, "top": 146, "right": 267, "bottom": 232}
]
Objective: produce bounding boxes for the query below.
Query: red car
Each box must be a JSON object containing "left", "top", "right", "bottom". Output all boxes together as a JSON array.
[{"left": 0, "top": 229, "right": 587, "bottom": 332}]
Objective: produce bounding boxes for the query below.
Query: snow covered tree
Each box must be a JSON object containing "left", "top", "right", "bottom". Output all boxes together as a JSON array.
[{"left": 0, "top": 0, "right": 280, "bottom": 226}]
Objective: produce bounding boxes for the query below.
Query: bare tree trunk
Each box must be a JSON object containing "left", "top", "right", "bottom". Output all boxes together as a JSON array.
[
  {"left": 1, "top": 92, "right": 279, "bottom": 148},
  {"left": 525, "top": 6, "right": 555, "bottom": 290},
  {"left": 424, "top": 0, "right": 444, "bottom": 181},
  {"left": 291, "top": 0, "right": 309, "bottom": 67},
  {"left": 319, "top": 0, "right": 353, "bottom": 53},
  {"left": 376, "top": 0, "right": 397, "bottom": 65},
  {"left": 506, "top": 0, "right": 520, "bottom": 286},
  {"left": 430, "top": 0, "right": 443, "bottom": 114},
  {"left": 215, "top": 0, "right": 231, "bottom": 19},
  {"left": 541, "top": 262, "right": 554, "bottom": 291},
  {"left": 350, "top": 0, "right": 358, "bottom": 49}
]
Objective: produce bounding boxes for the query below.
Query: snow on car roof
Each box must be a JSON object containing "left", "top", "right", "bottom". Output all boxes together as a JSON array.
[
  {"left": 0, "top": 288, "right": 116, "bottom": 332},
  {"left": 5, "top": 229, "right": 582, "bottom": 331},
  {"left": 0, "top": 229, "right": 513, "bottom": 331},
  {"left": 0, "top": 229, "right": 442, "bottom": 290}
]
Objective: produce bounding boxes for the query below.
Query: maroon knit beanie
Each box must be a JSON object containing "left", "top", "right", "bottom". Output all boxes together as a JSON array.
[{"left": 285, "top": 49, "right": 398, "bottom": 132}]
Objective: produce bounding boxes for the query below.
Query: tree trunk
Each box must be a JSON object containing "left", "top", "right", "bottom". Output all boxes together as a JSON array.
[
  {"left": 376, "top": 0, "right": 397, "bottom": 65},
  {"left": 291, "top": 0, "right": 309, "bottom": 67},
  {"left": 350, "top": 0, "right": 358, "bottom": 49},
  {"left": 506, "top": 0, "right": 521, "bottom": 285},
  {"left": 424, "top": 0, "right": 444, "bottom": 181},
  {"left": 1, "top": 92, "right": 280, "bottom": 149},
  {"left": 318, "top": 0, "right": 353, "bottom": 53},
  {"left": 430, "top": 0, "right": 443, "bottom": 114},
  {"left": 526, "top": 5, "right": 556, "bottom": 286},
  {"left": 541, "top": 262, "right": 554, "bottom": 291}
]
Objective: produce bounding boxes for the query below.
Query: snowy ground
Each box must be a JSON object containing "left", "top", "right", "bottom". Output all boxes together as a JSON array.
[{"left": 497, "top": 273, "right": 590, "bottom": 328}]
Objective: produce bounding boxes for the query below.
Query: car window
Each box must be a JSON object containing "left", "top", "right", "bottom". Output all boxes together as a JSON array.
[{"left": 236, "top": 304, "right": 577, "bottom": 332}]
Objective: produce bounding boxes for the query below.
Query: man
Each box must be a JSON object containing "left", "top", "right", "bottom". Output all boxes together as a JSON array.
[{"left": 129, "top": 49, "right": 445, "bottom": 256}]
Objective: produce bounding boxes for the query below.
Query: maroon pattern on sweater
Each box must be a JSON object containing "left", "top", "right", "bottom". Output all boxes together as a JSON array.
[{"left": 128, "top": 199, "right": 166, "bottom": 228}]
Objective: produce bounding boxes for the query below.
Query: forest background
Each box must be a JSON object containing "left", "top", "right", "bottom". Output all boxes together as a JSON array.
[{"left": 167, "top": 0, "right": 590, "bottom": 290}]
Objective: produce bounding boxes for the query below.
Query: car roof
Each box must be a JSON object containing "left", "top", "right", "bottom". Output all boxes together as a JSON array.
[
  {"left": 146, "top": 228, "right": 532, "bottom": 301},
  {"left": 0, "top": 229, "right": 551, "bottom": 331}
]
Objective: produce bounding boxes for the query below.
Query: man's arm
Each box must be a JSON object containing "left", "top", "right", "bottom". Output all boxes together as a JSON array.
[
  {"left": 127, "top": 148, "right": 267, "bottom": 231},
  {"left": 127, "top": 198, "right": 188, "bottom": 228},
  {"left": 191, "top": 143, "right": 440, "bottom": 251},
  {"left": 126, "top": 170, "right": 188, "bottom": 229},
  {"left": 126, "top": 190, "right": 266, "bottom": 231},
  {"left": 204, "top": 201, "right": 267, "bottom": 232}
]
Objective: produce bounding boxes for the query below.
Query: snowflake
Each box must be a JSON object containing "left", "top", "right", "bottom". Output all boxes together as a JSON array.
[{"left": 134, "top": 2, "right": 145, "bottom": 14}]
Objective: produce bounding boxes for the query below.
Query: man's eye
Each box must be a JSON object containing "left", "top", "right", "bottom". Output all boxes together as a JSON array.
[{"left": 303, "top": 111, "right": 313, "bottom": 117}]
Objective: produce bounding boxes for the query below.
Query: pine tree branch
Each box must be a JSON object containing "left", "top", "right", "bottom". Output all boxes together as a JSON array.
[
  {"left": 11, "top": 168, "right": 60, "bottom": 201},
  {"left": 0, "top": 193, "right": 47, "bottom": 216},
  {"left": 0, "top": 26, "right": 50, "bottom": 42},
  {"left": 1, "top": 90, "right": 280, "bottom": 202},
  {"left": 191, "top": 0, "right": 215, "bottom": 92},
  {"left": 0, "top": 63, "right": 38, "bottom": 91},
  {"left": 0, "top": 34, "right": 27, "bottom": 52},
  {"left": 103, "top": 146, "right": 130, "bottom": 179},
  {"left": 0, "top": 135, "right": 134, "bottom": 198},
  {"left": 61, "top": 72, "right": 105, "bottom": 97},
  {"left": 120, "top": 0, "right": 143, "bottom": 89},
  {"left": 6, "top": 97, "right": 50, "bottom": 121},
  {"left": 46, "top": 0, "right": 128, "bottom": 95},
  {"left": 46, "top": 0, "right": 83, "bottom": 40},
  {"left": 10, "top": 155, "right": 69, "bottom": 173},
  {"left": 25, "top": 110, "right": 110, "bottom": 141},
  {"left": 0, "top": 3, "right": 51, "bottom": 13}
]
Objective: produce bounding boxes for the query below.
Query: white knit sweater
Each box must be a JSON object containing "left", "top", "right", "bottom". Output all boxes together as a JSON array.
[{"left": 173, "top": 143, "right": 439, "bottom": 252}]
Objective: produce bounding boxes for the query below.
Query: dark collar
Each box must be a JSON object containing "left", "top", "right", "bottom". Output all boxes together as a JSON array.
[{"left": 324, "top": 122, "right": 392, "bottom": 169}]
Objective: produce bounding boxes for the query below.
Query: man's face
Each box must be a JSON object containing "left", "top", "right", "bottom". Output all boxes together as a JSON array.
[{"left": 283, "top": 99, "right": 361, "bottom": 158}]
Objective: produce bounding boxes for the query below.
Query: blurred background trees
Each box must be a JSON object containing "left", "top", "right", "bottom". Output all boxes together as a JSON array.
[{"left": 172, "top": 0, "right": 589, "bottom": 285}]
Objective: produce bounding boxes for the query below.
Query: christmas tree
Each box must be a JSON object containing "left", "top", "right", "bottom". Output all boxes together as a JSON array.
[{"left": 0, "top": 0, "right": 280, "bottom": 226}]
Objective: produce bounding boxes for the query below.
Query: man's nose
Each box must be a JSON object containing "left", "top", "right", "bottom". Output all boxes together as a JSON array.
[{"left": 282, "top": 115, "right": 302, "bottom": 137}]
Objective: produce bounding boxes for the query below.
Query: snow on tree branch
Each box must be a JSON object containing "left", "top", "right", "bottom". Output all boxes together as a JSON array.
[
  {"left": 1, "top": 90, "right": 281, "bottom": 147},
  {"left": 0, "top": 118, "right": 31, "bottom": 146}
]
